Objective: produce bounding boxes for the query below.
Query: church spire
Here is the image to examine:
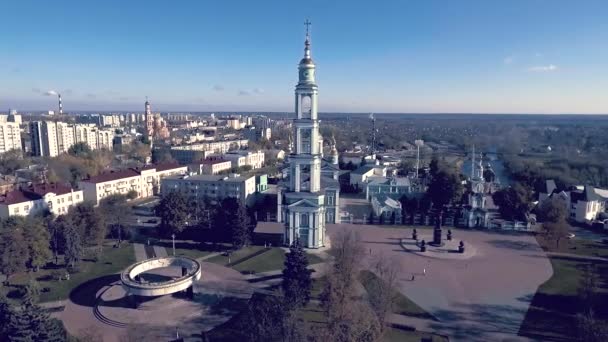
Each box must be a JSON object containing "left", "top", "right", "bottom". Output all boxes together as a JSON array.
[{"left": 304, "top": 19, "right": 312, "bottom": 58}]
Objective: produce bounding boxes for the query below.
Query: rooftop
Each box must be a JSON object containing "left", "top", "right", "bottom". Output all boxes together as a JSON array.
[{"left": 0, "top": 183, "right": 75, "bottom": 205}]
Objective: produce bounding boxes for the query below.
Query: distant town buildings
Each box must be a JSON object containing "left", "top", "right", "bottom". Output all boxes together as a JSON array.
[{"left": 30, "top": 121, "right": 114, "bottom": 157}]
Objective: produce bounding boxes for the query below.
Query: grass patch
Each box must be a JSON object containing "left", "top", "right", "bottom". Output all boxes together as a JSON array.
[
  {"left": 359, "top": 270, "right": 435, "bottom": 320},
  {"left": 536, "top": 234, "right": 608, "bottom": 259},
  {"left": 519, "top": 256, "right": 608, "bottom": 341},
  {"left": 233, "top": 248, "right": 285, "bottom": 273},
  {"left": 1, "top": 241, "right": 135, "bottom": 303},
  {"left": 205, "top": 246, "right": 267, "bottom": 266}
]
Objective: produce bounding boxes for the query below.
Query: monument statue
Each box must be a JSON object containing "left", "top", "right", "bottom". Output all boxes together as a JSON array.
[{"left": 432, "top": 211, "right": 443, "bottom": 246}]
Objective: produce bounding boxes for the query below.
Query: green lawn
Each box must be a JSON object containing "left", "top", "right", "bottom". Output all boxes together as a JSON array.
[
  {"left": 359, "top": 270, "right": 435, "bottom": 320},
  {"left": 537, "top": 234, "right": 608, "bottom": 259},
  {"left": 207, "top": 245, "right": 325, "bottom": 274},
  {"left": 172, "top": 247, "right": 212, "bottom": 260},
  {"left": 205, "top": 246, "right": 267, "bottom": 266},
  {"left": 1, "top": 241, "right": 135, "bottom": 303},
  {"left": 519, "top": 255, "right": 608, "bottom": 341}
]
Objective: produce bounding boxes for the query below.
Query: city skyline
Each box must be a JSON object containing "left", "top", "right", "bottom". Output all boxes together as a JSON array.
[{"left": 1, "top": 0, "right": 607, "bottom": 114}]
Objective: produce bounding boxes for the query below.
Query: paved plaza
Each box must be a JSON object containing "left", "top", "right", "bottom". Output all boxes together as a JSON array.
[
  {"left": 60, "top": 261, "right": 254, "bottom": 342},
  {"left": 327, "top": 224, "right": 553, "bottom": 342}
]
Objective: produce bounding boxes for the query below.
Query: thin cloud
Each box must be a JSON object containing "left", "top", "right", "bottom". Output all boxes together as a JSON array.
[
  {"left": 237, "top": 90, "right": 250, "bottom": 96},
  {"left": 213, "top": 85, "right": 224, "bottom": 92},
  {"left": 253, "top": 88, "right": 264, "bottom": 94},
  {"left": 32, "top": 88, "right": 42, "bottom": 94},
  {"left": 86, "top": 93, "right": 97, "bottom": 99},
  {"left": 63, "top": 89, "right": 73, "bottom": 96},
  {"left": 503, "top": 56, "right": 514, "bottom": 65},
  {"left": 527, "top": 64, "right": 558, "bottom": 72},
  {"left": 45, "top": 90, "right": 58, "bottom": 96}
]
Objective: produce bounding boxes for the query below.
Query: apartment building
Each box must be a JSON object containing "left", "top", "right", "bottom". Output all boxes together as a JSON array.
[
  {"left": 223, "top": 150, "right": 265, "bottom": 170},
  {"left": 78, "top": 163, "right": 187, "bottom": 204},
  {"left": 189, "top": 158, "right": 232, "bottom": 175},
  {"left": 160, "top": 173, "right": 257, "bottom": 206},
  {"left": 0, "top": 122, "right": 22, "bottom": 153},
  {"left": 30, "top": 121, "right": 115, "bottom": 156},
  {"left": 30, "top": 121, "right": 59, "bottom": 157},
  {"left": 56, "top": 122, "right": 75, "bottom": 154},
  {"left": 168, "top": 139, "right": 248, "bottom": 164},
  {"left": 0, "top": 183, "right": 84, "bottom": 218}
]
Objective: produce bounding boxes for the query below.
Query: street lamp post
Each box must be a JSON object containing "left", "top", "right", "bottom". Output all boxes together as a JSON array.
[{"left": 171, "top": 233, "right": 176, "bottom": 256}]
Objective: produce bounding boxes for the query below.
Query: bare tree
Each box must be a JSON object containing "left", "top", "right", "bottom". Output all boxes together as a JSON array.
[
  {"left": 577, "top": 309, "right": 608, "bottom": 342},
  {"left": 368, "top": 254, "right": 400, "bottom": 332},
  {"left": 578, "top": 264, "right": 599, "bottom": 311},
  {"left": 318, "top": 229, "right": 381, "bottom": 342}
]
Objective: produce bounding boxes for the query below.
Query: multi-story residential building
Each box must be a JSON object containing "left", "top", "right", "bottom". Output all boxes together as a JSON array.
[
  {"left": 167, "top": 139, "right": 249, "bottom": 164},
  {"left": 0, "top": 183, "right": 84, "bottom": 218},
  {"left": 56, "top": 122, "right": 75, "bottom": 154},
  {"left": 189, "top": 158, "right": 232, "bottom": 175},
  {"left": 0, "top": 122, "right": 22, "bottom": 153},
  {"left": 223, "top": 150, "right": 265, "bottom": 170},
  {"left": 244, "top": 126, "right": 272, "bottom": 142},
  {"left": 78, "top": 163, "right": 187, "bottom": 204},
  {"left": 160, "top": 173, "right": 257, "bottom": 206},
  {"left": 74, "top": 124, "right": 99, "bottom": 149},
  {"left": 30, "top": 121, "right": 59, "bottom": 157}
]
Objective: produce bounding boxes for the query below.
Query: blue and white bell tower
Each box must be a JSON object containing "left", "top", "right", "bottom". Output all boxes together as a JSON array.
[{"left": 278, "top": 20, "right": 326, "bottom": 248}]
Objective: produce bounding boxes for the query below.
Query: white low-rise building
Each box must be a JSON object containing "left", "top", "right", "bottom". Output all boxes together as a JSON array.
[
  {"left": 78, "top": 163, "right": 187, "bottom": 205},
  {"left": 189, "top": 158, "right": 232, "bottom": 175},
  {"left": 349, "top": 164, "right": 387, "bottom": 189},
  {"left": 0, "top": 183, "right": 84, "bottom": 218},
  {"left": 223, "top": 150, "right": 265, "bottom": 170},
  {"left": 161, "top": 173, "right": 257, "bottom": 206}
]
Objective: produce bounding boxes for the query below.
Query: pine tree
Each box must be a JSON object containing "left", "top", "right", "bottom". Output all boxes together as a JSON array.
[
  {"left": 282, "top": 240, "right": 312, "bottom": 310},
  {"left": 63, "top": 224, "right": 83, "bottom": 268},
  {"left": 0, "top": 295, "right": 14, "bottom": 341},
  {"left": 7, "top": 298, "right": 67, "bottom": 342},
  {"left": 223, "top": 198, "right": 250, "bottom": 249},
  {"left": 0, "top": 226, "right": 29, "bottom": 279}
]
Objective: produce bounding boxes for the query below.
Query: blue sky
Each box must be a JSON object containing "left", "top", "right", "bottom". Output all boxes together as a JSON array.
[{"left": 1, "top": 0, "right": 607, "bottom": 113}]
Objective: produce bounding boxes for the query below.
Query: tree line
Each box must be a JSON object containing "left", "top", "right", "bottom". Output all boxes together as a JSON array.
[
  {"left": 155, "top": 191, "right": 254, "bottom": 249},
  {"left": 214, "top": 229, "right": 401, "bottom": 342},
  {"left": 0, "top": 194, "right": 130, "bottom": 282}
]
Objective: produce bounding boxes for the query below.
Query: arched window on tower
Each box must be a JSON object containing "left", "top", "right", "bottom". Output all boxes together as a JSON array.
[
  {"left": 300, "top": 95, "right": 312, "bottom": 119},
  {"left": 300, "top": 129, "right": 311, "bottom": 154}
]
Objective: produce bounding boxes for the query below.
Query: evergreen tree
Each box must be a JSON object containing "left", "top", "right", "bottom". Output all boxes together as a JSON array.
[
  {"left": 0, "top": 295, "right": 14, "bottom": 341},
  {"left": 156, "top": 191, "right": 189, "bottom": 236},
  {"left": 0, "top": 224, "right": 29, "bottom": 279},
  {"left": 222, "top": 198, "right": 250, "bottom": 249},
  {"left": 23, "top": 218, "right": 52, "bottom": 272},
  {"left": 282, "top": 240, "right": 313, "bottom": 310},
  {"left": 7, "top": 298, "right": 67, "bottom": 342},
  {"left": 63, "top": 224, "right": 83, "bottom": 268}
]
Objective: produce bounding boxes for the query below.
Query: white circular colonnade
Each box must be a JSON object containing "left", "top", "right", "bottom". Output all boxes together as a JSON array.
[{"left": 120, "top": 256, "right": 202, "bottom": 296}]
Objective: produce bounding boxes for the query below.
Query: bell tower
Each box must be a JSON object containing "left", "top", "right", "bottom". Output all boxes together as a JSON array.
[{"left": 279, "top": 20, "right": 326, "bottom": 249}]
